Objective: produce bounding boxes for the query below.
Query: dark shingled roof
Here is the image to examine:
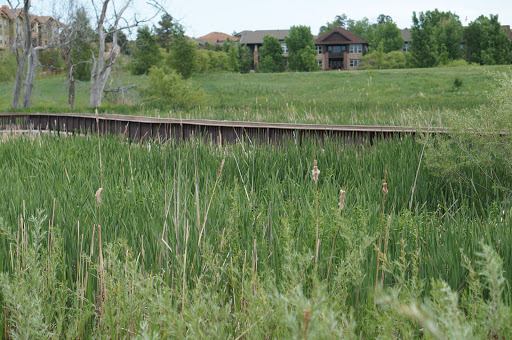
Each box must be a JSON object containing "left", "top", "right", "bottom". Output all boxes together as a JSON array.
[
  {"left": 315, "top": 27, "right": 367, "bottom": 45},
  {"left": 239, "top": 30, "right": 291, "bottom": 44},
  {"left": 401, "top": 28, "right": 411, "bottom": 42}
]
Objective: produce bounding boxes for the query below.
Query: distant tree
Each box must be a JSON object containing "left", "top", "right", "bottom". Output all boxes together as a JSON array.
[
  {"left": 464, "top": 14, "right": 512, "bottom": 65},
  {"left": 238, "top": 44, "right": 253, "bottom": 73},
  {"left": 168, "top": 30, "right": 198, "bottom": 79},
  {"left": 318, "top": 14, "right": 352, "bottom": 35},
  {"left": 258, "top": 35, "right": 284, "bottom": 73},
  {"left": 372, "top": 20, "right": 404, "bottom": 52},
  {"left": 348, "top": 18, "right": 374, "bottom": 44},
  {"left": 131, "top": 26, "right": 162, "bottom": 75},
  {"left": 376, "top": 14, "right": 394, "bottom": 24},
  {"left": 285, "top": 26, "right": 317, "bottom": 71},
  {"left": 154, "top": 13, "right": 178, "bottom": 51},
  {"left": 410, "top": 10, "right": 463, "bottom": 67},
  {"left": 105, "top": 26, "right": 130, "bottom": 54}
]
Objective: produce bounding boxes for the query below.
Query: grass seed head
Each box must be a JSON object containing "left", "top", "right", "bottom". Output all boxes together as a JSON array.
[
  {"left": 339, "top": 188, "right": 346, "bottom": 211},
  {"left": 95, "top": 187, "right": 103, "bottom": 206},
  {"left": 382, "top": 182, "right": 388, "bottom": 196},
  {"left": 312, "top": 159, "right": 320, "bottom": 184}
]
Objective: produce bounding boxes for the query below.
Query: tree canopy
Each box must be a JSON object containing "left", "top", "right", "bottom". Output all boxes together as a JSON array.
[
  {"left": 285, "top": 26, "right": 317, "bottom": 72},
  {"left": 409, "top": 10, "right": 463, "bottom": 67},
  {"left": 258, "top": 35, "right": 285, "bottom": 73},
  {"left": 464, "top": 14, "right": 512, "bottom": 65},
  {"left": 131, "top": 26, "right": 162, "bottom": 75}
]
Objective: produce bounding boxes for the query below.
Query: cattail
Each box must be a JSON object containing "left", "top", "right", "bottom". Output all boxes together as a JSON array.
[
  {"left": 382, "top": 182, "right": 388, "bottom": 195},
  {"left": 312, "top": 160, "right": 320, "bottom": 184},
  {"left": 95, "top": 187, "right": 103, "bottom": 206},
  {"left": 339, "top": 188, "right": 346, "bottom": 211}
]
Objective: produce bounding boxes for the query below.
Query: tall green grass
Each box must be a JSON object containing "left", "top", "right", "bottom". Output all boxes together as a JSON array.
[{"left": 0, "top": 133, "right": 511, "bottom": 337}]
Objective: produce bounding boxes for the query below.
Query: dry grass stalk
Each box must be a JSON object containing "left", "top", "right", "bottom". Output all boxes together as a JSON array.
[
  {"left": 327, "top": 188, "right": 345, "bottom": 283},
  {"left": 313, "top": 160, "right": 320, "bottom": 267},
  {"left": 375, "top": 166, "right": 388, "bottom": 306}
]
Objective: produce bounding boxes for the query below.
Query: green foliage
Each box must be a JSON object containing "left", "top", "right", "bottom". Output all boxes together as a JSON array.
[
  {"left": 167, "top": 33, "right": 198, "bottom": 79},
  {"left": 410, "top": 10, "right": 464, "bottom": 67},
  {"left": 196, "top": 49, "right": 232, "bottom": 73},
  {"left": 105, "top": 26, "right": 130, "bottom": 55},
  {"left": 453, "top": 76, "right": 463, "bottom": 89},
  {"left": 361, "top": 46, "right": 406, "bottom": 69},
  {"left": 464, "top": 15, "right": 512, "bottom": 65},
  {"left": 0, "top": 50, "right": 17, "bottom": 82},
  {"left": 154, "top": 13, "right": 179, "bottom": 51},
  {"left": 285, "top": 26, "right": 318, "bottom": 72},
  {"left": 347, "top": 18, "right": 374, "bottom": 43},
  {"left": 38, "top": 48, "right": 64, "bottom": 72},
  {"left": 138, "top": 66, "right": 206, "bottom": 108},
  {"left": 237, "top": 44, "right": 253, "bottom": 73},
  {"left": 424, "top": 71, "right": 512, "bottom": 192},
  {"left": 258, "top": 35, "right": 285, "bottom": 73},
  {"left": 318, "top": 14, "right": 351, "bottom": 35},
  {"left": 68, "top": 7, "right": 94, "bottom": 81},
  {"left": 131, "top": 26, "right": 162, "bottom": 75},
  {"left": 371, "top": 21, "right": 404, "bottom": 52}
]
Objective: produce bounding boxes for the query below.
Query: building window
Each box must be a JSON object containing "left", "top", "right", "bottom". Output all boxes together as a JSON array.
[
  {"left": 349, "top": 44, "right": 362, "bottom": 53},
  {"left": 328, "top": 45, "right": 346, "bottom": 53},
  {"left": 349, "top": 59, "right": 360, "bottom": 67},
  {"left": 402, "top": 42, "right": 408, "bottom": 52},
  {"left": 0, "top": 19, "right": 3, "bottom": 29},
  {"left": 316, "top": 46, "right": 323, "bottom": 54},
  {"left": 317, "top": 59, "right": 322, "bottom": 67},
  {"left": 281, "top": 42, "right": 288, "bottom": 54}
]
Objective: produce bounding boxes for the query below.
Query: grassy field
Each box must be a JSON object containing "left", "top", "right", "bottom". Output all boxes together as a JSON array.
[
  {"left": 1, "top": 65, "right": 512, "bottom": 125},
  {"left": 1, "top": 133, "right": 511, "bottom": 338}
]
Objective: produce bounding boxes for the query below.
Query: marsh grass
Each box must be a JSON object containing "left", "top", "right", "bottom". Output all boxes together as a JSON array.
[
  {"left": 0, "top": 134, "right": 511, "bottom": 337},
  {"left": 2, "top": 65, "right": 512, "bottom": 126}
]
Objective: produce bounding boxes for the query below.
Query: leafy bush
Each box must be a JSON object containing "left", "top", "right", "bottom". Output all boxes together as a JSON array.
[
  {"left": 361, "top": 49, "right": 406, "bottom": 69},
  {"left": 0, "top": 50, "right": 17, "bottom": 82},
  {"left": 138, "top": 66, "right": 206, "bottom": 108},
  {"left": 38, "top": 48, "right": 64, "bottom": 72}
]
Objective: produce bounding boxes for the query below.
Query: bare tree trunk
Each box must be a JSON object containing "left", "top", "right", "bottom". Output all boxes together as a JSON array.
[
  {"left": 21, "top": 48, "right": 37, "bottom": 108},
  {"left": 10, "top": 0, "right": 33, "bottom": 109}
]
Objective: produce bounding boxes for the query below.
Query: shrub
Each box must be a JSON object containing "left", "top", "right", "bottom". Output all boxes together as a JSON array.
[
  {"left": 0, "top": 50, "right": 18, "bottom": 81},
  {"left": 138, "top": 66, "right": 206, "bottom": 108}
]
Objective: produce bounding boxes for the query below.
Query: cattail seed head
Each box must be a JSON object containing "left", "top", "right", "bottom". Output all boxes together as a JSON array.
[
  {"left": 312, "top": 160, "right": 320, "bottom": 184},
  {"left": 339, "top": 188, "right": 346, "bottom": 211},
  {"left": 95, "top": 187, "right": 103, "bottom": 206},
  {"left": 217, "top": 159, "right": 225, "bottom": 180},
  {"left": 382, "top": 182, "right": 388, "bottom": 196}
]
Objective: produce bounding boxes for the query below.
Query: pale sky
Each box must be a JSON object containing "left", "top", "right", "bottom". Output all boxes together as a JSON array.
[
  {"left": 24, "top": 0, "right": 512, "bottom": 38},
  {"left": 163, "top": 0, "right": 512, "bottom": 38}
]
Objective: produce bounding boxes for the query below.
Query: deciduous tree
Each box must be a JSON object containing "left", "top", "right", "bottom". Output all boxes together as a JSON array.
[
  {"left": 258, "top": 35, "right": 284, "bottom": 73},
  {"left": 285, "top": 25, "right": 317, "bottom": 72},
  {"left": 131, "top": 26, "right": 162, "bottom": 75},
  {"left": 464, "top": 14, "right": 512, "bottom": 65}
]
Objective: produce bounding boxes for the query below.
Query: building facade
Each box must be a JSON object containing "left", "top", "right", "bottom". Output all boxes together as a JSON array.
[
  {"left": 237, "top": 27, "right": 368, "bottom": 71},
  {"left": 0, "top": 5, "right": 58, "bottom": 51}
]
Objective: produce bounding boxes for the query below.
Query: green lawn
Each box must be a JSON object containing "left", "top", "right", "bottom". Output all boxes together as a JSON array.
[{"left": 1, "top": 65, "right": 511, "bottom": 126}]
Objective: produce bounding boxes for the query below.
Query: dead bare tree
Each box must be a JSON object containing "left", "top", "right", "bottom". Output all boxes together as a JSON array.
[
  {"left": 7, "top": 0, "right": 65, "bottom": 108},
  {"left": 88, "top": 0, "right": 162, "bottom": 108}
]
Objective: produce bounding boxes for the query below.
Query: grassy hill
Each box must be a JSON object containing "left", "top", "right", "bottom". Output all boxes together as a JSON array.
[{"left": 1, "top": 65, "right": 511, "bottom": 126}]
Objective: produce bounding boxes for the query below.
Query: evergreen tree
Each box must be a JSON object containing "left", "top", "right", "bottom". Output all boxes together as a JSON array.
[
  {"left": 168, "top": 30, "right": 198, "bottom": 79},
  {"left": 464, "top": 15, "right": 512, "bottom": 65},
  {"left": 105, "top": 26, "right": 130, "bottom": 54},
  {"left": 285, "top": 26, "right": 317, "bottom": 72},
  {"left": 258, "top": 35, "right": 284, "bottom": 73},
  {"left": 154, "top": 13, "right": 178, "bottom": 51},
  {"left": 131, "top": 26, "right": 162, "bottom": 75},
  {"left": 238, "top": 44, "right": 253, "bottom": 73},
  {"left": 69, "top": 7, "right": 95, "bottom": 81},
  {"left": 318, "top": 14, "right": 351, "bottom": 35}
]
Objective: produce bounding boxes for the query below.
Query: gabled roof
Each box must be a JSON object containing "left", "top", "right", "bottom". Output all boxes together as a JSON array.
[
  {"left": 315, "top": 27, "right": 367, "bottom": 45},
  {"left": 197, "top": 32, "right": 239, "bottom": 44},
  {"left": 239, "top": 30, "right": 291, "bottom": 44},
  {"left": 401, "top": 28, "right": 411, "bottom": 42}
]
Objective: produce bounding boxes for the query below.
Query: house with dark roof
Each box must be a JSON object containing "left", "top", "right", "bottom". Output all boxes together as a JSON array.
[
  {"left": 238, "top": 27, "right": 368, "bottom": 71},
  {"left": 314, "top": 27, "right": 368, "bottom": 70}
]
